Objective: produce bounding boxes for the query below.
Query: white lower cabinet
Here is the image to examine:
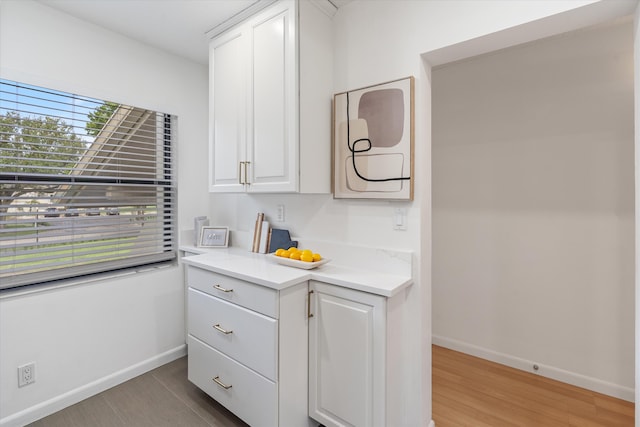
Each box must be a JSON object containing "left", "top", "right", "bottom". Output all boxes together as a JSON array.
[
  {"left": 186, "top": 266, "right": 312, "bottom": 427},
  {"left": 308, "top": 281, "right": 390, "bottom": 427},
  {"left": 186, "top": 264, "right": 406, "bottom": 427}
]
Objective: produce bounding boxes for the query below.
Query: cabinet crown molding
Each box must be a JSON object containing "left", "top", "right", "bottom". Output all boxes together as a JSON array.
[
  {"left": 206, "top": 0, "right": 278, "bottom": 40},
  {"left": 309, "top": 0, "right": 338, "bottom": 17},
  {"left": 206, "top": 0, "right": 338, "bottom": 40}
]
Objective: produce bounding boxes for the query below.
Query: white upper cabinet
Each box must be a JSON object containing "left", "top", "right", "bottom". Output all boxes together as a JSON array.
[
  {"left": 209, "top": 0, "right": 332, "bottom": 193},
  {"left": 209, "top": 27, "right": 248, "bottom": 192}
]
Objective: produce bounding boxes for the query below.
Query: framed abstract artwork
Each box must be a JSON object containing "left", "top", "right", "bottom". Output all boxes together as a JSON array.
[{"left": 333, "top": 76, "right": 414, "bottom": 200}]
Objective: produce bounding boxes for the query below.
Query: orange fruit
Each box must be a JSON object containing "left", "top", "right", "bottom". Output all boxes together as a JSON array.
[
  {"left": 312, "top": 253, "right": 322, "bottom": 262},
  {"left": 300, "top": 253, "right": 314, "bottom": 262},
  {"left": 289, "top": 251, "right": 301, "bottom": 260}
]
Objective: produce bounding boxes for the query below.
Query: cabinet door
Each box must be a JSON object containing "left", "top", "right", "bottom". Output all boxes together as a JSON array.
[
  {"left": 209, "top": 27, "right": 248, "bottom": 192},
  {"left": 247, "top": 0, "right": 298, "bottom": 193},
  {"left": 308, "top": 281, "right": 386, "bottom": 427}
]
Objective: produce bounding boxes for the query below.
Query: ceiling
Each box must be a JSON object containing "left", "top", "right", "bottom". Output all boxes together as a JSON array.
[{"left": 36, "top": 0, "right": 350, "bottom": 66}]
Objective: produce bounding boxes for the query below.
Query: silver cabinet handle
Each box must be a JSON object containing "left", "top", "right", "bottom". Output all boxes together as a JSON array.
[
  {"left": 244, "top": 161, "right": 250, "bottom": 185},
  {"left": 213, "top": 324, "right": 233, "bottom": 335},
  {"left": 238, "top": 161, "right": 245, "bottom": 184},
  {"left": 308, "top": 290, "right": 314, "bottom": 318},
  {"left": 213, "top": 376, "right": 232, "bottom": 390},
  {"left": 213, "top": 284, "right": 233, "bottom": 293}
]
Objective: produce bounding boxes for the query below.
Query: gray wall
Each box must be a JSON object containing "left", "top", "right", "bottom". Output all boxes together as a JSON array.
[{"left": 432, "top": 19, "right": 634, "bottom": 398}]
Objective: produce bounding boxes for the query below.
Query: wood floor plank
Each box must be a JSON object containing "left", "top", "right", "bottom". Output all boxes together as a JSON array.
[
  {"left": 433, "top": 393, "right": 516, "bottom": 427},
  {"left": 435, "top": 381, "right": 569, "bottom": 427},
  {"left": 433, "top": 345, "right": 635, "bottom": 427},
  {"left": 434, "top": 355, "right": 572, "bottom": 424},
  {"left": 595, "top": 394, "right": 636, "bottom": 418}
]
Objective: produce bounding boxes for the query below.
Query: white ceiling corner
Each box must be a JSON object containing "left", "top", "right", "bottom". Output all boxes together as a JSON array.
[
  {"left": 35, "top": 0, "right": 352, "bottom": 65},
  {"left": 36, "top": 0, "right": 263, "bottom": 65}
]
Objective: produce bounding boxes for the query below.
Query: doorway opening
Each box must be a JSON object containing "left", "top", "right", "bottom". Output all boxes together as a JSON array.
[{"left": 430, "top": 17, "right": 634, "bottom": 425}]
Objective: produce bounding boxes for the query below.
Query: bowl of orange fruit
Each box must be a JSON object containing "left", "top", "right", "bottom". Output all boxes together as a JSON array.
[{"left": 270, "top": 247, "right": 329, "bottom": 270}]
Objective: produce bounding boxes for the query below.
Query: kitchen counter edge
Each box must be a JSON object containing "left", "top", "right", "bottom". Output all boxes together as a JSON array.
[{"left": 180, "top": 247, "right": 413, "bottom": 298}]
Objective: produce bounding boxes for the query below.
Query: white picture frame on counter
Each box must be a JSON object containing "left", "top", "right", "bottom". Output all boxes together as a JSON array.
[{"left": 198, "top": 226, "right": 229, "bottom": 248}]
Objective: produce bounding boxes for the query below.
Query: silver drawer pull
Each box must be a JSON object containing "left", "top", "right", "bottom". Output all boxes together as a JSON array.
[
  {"left": 213, "top": 376, "right": 232, "bottom": 390},
  {"left": 213, "top": 284, "right": 233, "bottom": 293},
  {"left": 213, "top": 324, "right": 233, "bottom": 335}
]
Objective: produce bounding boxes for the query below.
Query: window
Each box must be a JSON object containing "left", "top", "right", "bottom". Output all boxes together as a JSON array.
[{"left": 0, "top": 79, "right": 176, "bottom": 290}]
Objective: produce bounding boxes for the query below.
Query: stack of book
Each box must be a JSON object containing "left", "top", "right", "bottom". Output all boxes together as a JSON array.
[
  {"left": 251, "top": 213, "right": 270, "bottom": 253},
  {"left": 251, "top": 213, "right": 297, "bottom": 254}
]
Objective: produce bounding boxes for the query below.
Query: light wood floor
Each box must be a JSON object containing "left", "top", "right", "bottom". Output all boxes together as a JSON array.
[
  {"left": 30, "top": 347, "right": 635, "bottom": 426},
  {"left": 433, "top": 345, "right": 635, "bottom": 427}
]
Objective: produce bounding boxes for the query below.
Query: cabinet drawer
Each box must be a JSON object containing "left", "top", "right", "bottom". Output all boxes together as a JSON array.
[
  {"left": 188, "top": 335, "right": 277, "bottom": 427},
  {"left": 187, "top": 266, "right": 278, "bottom": 317},
  {"left": 188, "top": 288, "right": 277, "bottom": 380}
]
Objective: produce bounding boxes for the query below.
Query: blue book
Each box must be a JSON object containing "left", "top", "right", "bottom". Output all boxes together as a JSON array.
[{"left": 268, "top": 229, "right": 297, "bottom": 253}]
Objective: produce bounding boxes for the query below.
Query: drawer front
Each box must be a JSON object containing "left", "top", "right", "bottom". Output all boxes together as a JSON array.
[
  {"left": 188, "top": 288, "right": 278, "bottom": 380},
  {"left": 187, "top": 266, "right": 278, "bottom": 318},
  {"left": 188, "top": 336, "right": 277, "bottom": 427}
]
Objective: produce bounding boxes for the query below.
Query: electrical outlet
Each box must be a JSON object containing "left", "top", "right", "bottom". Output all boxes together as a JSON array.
[
  {"left": 276, "top": 204, "right": 285, "bottom": 222},
  {"left": 18, "top": 362, "right": 35, "bottom": 387}
]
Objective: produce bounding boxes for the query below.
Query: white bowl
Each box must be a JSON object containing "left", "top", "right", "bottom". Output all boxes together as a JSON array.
[{"left": 269, "top": 254, "right": 330, "bottom": 270}]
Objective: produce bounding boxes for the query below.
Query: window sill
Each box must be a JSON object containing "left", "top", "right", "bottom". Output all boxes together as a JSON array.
[{"left": 0, "top": 261, "right": 177, "bottom": 300}]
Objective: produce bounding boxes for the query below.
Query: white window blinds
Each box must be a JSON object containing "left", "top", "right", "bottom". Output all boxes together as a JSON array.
[{"left": 0, "top": 79, "right": 176, "bottom": 290}]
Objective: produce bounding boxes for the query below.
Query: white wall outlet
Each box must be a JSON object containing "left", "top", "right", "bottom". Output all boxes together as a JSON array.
[
  {"left": 276, "top": 204, "right": 285, "bottom": 222},
  {"left": 18, "top": 362, "right": 35, "bottom": 387}
]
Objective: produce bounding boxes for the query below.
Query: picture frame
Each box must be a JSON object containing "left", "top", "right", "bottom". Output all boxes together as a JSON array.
[
  {"left": 193, "top": 216, "right": 209, "bottom": 246},
  {"left": 333, "top": 76, "right": 415, "bottom": 200},
  {"left": 198, "top": 226, "right": 229, "bottom": 248}
]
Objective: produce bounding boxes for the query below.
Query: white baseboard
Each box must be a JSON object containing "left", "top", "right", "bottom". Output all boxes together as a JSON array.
[
  {"left": 0, "top": 344, "right": 187, "bottom": 427},
  {"left": 432, "top": 335, "right": 634, "bottom": 402}
]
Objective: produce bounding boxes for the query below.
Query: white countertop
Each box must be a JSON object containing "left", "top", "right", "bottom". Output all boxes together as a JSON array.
[{"left": 181, "top": 246, "right": 413, "bottom": 297}]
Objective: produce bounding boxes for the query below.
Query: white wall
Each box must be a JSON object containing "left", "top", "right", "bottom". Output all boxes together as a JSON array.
[
  {"left": 0, "top": 1, "right": 209, "bottom": 425},
  {"left": 209, "top": 1, "right": 634, "bottom": 425},
  {"left": 432, "top": 20, "right": 634, "bottom": 399}
]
